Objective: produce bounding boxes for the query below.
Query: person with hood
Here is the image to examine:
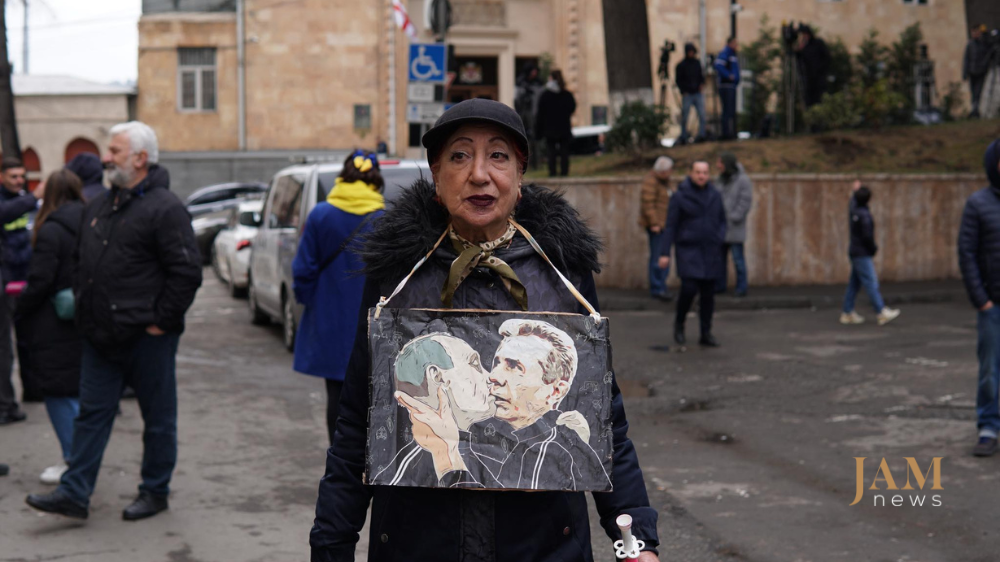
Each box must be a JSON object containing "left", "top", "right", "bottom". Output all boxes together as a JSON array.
[
  {"left": 0, "top": 158, "right": 43, "bottom": 425},
  {"left": 310, "top": 99, "right": 660, "bottom": 562},
  {"left": 714, "top": 152, "right": 753, "bottom": 296},
  {"left": 536, "top": 69, "right": 577, "bottom": 177},
  {"left": 26, "top": 121, "right": 202, "bottom": 521},
  {"left": 659, "top": 161, "right": 726, "bottom": 348},
  {"left": 840, "top": 182, "right": 899, "bottom": 327},
  {"left": 675, "top": 43, "right": 706, "bottom": 144},
  {"left": 292, "top": 150, "right": 384, "bottom": 446},
  {"left": 959, "top": 139, "right": 1000, "bottom": 457},
  {"left": 15, "top": 169, "right": 85, "bottom": 485},
  {"left": 65, "top": 152, "right": 108, "bottom": 202},
  {"left": 714, "top": 37, "right": 740, "bottom": 140},
  {"left": 964, "top": 25, "right": 991, "bottom": 119}
]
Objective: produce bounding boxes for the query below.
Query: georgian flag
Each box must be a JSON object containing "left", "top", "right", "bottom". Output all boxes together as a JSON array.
[{"left": 393, "top": 0, "right": 417, "bottom": 39}]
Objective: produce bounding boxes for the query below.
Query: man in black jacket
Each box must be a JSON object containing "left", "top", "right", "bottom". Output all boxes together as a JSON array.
[
  {"left": 675, "top": 43, "right": 706, "bottom": 143},
  {"left": 959, "top": 139, "right": 1000, "bottom": 457},
  {"left": 795, "top": 25, "right": 831, "bottom": 108},
  {"left": 964, "top": 25, "right": 991, "bottom": 119},
  {"left": 26, "top": 121, "right": 202, "bottom": 521},
  {"left": 0, "top": 160, "right": 42, "bottom": 425},
  {"left": 840, "top": 183, "right": 899, "bottom": 327}
]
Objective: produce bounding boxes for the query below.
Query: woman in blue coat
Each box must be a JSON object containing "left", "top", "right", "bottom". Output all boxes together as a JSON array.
[
  {"left": 659, "top": 160, "right": 726, "bottom": 347},
  {"left": 293, "top": 150, "right": 384, "bottom": 445}
]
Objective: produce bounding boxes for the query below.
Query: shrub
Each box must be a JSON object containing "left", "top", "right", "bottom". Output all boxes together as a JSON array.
[
  {"left": 941, "top": 81, "right": 965, "bottom": 120},
  {"left": 606, "top": 101, "right": 668, "bottom": 157}
]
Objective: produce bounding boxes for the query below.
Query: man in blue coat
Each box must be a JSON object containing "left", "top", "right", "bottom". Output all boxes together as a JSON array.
[
  {"left": 659, "top": 161, "right": 726, "bottom": 347},
  {"left": 959, "top": 138, "right": 1000, "bottom": 457},
  {"left": 714, "top": 37, "right": 740, "bottom": 141}
]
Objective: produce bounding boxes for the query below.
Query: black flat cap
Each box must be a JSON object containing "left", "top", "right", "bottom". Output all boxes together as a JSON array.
[{"left": 421, "top": 98, "right": 530, "bottom": 171}]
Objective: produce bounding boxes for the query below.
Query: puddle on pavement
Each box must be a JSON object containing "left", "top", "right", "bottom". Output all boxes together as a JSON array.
[{"left": 618, "top": 379, "right": 654, "bottom": 398}]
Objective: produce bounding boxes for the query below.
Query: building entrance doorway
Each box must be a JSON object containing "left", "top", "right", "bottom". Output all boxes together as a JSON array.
[{"left": 449, "top": 56, "right": 498, "bottom": 102}]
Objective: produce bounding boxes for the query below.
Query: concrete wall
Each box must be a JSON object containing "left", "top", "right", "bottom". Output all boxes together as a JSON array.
[{"left": 551, "top": 174, "right": 985, "bottom": 290}]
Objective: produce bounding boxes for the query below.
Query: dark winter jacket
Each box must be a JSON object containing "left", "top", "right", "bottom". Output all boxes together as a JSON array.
[
  {"left": 75, "top": 165, "right": 202, "bottom": 351},
  {"left": 515, "top": 75, "right": 544, "bottom": 138},
  {"left": 675, "top": 57, "right": 705, "bottom": 95},
  {"left": 16, "top": 201, "right": 84, "bottom": 397},
  {"left": 292, "top": 203, "right": 382, "bottom": 380},
  {"left": 65, "top": 152, "right": 108, "bottom": 203},
  {"left": 849, "top": 201, "right": 878, "bottom": 258},
  {"left": 0, "top": 188, "right": 37, "bottom": 284},
  {"left": 964, "top": 37, "right": 990, "bottom": 79},
  {"left": 310, "top": 180, "right": 659, "bottom": 562},
  {"left": 959, "top": 139, "right": 1000, "bottom": 309},
  {"left": 536, "top": 87, "right": 577, "bottom": 140},
  {"left": 714, "top": 45, "right": 741, "bottom": 87},
  {"left": 660, "top": 177, "right": 727, "bottom": 279},
  {"left": 0, "top": 186, "right": 36, "bottom": 283},
  {"left": 797, "top": 37, "right": 831, "bottom": 85}
]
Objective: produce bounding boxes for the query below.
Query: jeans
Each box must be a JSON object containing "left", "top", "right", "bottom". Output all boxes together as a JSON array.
[
  {"left": 719, "top": 86, "right": 737, "bottom": 139},
  {"left": 679, "top": 93, "right": 706, "bottom": 141},
  {"left": 716, "top": 243, "right": 748, "bottom": 295},
  {"left": 0, "top": 291, "right": 15, "bottom": 414},
  {"left": 59, "top": 334, "right": 180, "bottom": 507},
  {"left": 676, "top": 278, "right": 716, "bottom": 336},
  {"left": 977, "top": 307, "right": 1000, "bottom": 438},
  {"left": 970, "top": 74, "right": 986, "bottom": 115},
  {"left": 842, "top": 257, "right": 885, "bottom": 314},
  {"left": 45, "top": 396, "right": 79, "bottom": 463},
  {"left": 545, "top": 136, "right": 571, "bottom": 177},
  {"left": 647, "top": 229, "right": 670, "bottom": 296}
]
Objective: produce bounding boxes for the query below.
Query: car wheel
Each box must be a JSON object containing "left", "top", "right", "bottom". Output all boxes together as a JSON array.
[
  {"left": 247, "top": 274, "right": 269, "bottom": 326},
  {"left": 211, "top": 246, "right": 223, "bottom": 282},
  {"left": 227, "top": 260, "right": 247, "bottom": 298},
  {"left": 282, "top": 292, "right": 297, "bottom": 353}
]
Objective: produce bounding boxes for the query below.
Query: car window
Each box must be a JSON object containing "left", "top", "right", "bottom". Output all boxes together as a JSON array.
[
  {"left": 234, "top": 185, "right": 263, "bottom": 197},
  {"left": 317, "top": 168, "right": 426, "bottom": 203},
  {"left": 239, "top": 210, "right": 260, "bottom": 227},
  {"left": 189, "top": 190, "right": 231, "bottom": 206},
  {"left": 268, "top": 174, "right": 305, "bottom": 229}
]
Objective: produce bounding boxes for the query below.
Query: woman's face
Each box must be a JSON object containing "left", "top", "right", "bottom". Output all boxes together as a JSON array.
[{"left": 433, "top": 123, "right": 521, "bottom": 242}]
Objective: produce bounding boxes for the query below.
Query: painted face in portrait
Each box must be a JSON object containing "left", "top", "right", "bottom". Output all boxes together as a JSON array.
[{"left": 489, "top": 335, "right": 568, "bottom": 430}]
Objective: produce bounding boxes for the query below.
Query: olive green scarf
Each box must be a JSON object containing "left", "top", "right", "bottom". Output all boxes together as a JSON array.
[{"left": 441, "top": 221, "right": 528, "bottom": 310}]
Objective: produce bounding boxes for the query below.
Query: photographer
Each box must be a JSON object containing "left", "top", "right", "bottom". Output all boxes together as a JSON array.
[
  {"left": 964, "top": 25, "right": 990, "bottom": 119},
  {"left": 795, "top": 25, "right": 831, "bottom": 108},
  {"left": 675, "top": 43, "right": 706, "bottom": 144}
]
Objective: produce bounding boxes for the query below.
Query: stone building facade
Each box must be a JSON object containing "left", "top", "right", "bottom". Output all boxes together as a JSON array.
[{"left": 138, "top": 0, "right": 971, "bottom": 159}]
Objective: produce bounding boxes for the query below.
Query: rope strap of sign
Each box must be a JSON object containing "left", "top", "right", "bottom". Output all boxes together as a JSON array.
[{"left": 375, "top": 218, "right": 601, "bottom": 323}]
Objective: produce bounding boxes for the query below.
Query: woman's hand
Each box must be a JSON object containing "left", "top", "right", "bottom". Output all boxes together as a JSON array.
[
  {"left": 658, "top": 256, "right": 670, "bottom": 269},
  {"left": 638, "top": 552, "right": 660, "bottom": 562}
]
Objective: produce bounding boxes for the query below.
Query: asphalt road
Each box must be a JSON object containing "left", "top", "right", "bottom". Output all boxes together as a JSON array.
[{"left": 1, "top": 273, "right": 997, "bottom": 561}]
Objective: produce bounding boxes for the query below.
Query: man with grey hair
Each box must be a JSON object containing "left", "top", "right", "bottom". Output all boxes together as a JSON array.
[
  {"left": 639, "top": 156, "right": 674, "bottom": 301},
  {"left": 27, "top": 121, "right": 202, "bottom": 521}
]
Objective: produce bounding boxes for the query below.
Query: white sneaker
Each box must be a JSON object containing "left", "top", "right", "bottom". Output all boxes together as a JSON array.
[
  {"left": 877, "top": 307, "right": 901, "bottom": 326},
  {"left": 840, "top": 311, "right": 865, "bottom": 325},
  {"left": 39, "top": 463, "right": 67, "bottom": 485}
]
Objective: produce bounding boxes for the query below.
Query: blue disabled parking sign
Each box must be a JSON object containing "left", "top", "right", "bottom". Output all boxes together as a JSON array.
[{"left": 409, "top": 43, "right": 446, "bottom": 84}]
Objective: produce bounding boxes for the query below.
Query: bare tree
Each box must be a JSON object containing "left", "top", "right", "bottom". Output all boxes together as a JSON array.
[
  {"left": 0, "top": 0, "right": 21, "bottom": 162},
  {"left": 602, "top": 0, "right": 654, "bottom": 112}
]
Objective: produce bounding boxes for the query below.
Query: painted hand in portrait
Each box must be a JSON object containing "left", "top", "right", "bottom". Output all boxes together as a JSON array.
[{"left": 365, "top": 310, "right": 613, "bottom": 492}]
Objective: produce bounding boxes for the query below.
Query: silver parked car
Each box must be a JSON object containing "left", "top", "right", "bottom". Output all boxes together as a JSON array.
[
  {"left": 211, "top": 199, "right": 264, "bottom": 298},
  {"left": 247, "top": 158, "right": 430, "bottom": 351}
]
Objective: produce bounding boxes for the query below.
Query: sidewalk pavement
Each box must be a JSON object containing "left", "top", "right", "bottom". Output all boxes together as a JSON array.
[{"left": 598, "top": 279, "right": 968, "bottom": 312}]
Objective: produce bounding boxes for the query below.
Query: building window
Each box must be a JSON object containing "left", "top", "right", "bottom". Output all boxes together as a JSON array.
[{"left": 178, "top": 47, "right": 217, "bottom": 112}]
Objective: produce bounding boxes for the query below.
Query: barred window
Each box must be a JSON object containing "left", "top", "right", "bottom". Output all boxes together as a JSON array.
[{"left": 178, "top": 48, "right": 217, "bottom": 112}]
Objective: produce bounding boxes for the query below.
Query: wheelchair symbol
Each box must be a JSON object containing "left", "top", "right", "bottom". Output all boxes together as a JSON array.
[{"left": 411, "top": 46, "right": 443, "bottom": 81}]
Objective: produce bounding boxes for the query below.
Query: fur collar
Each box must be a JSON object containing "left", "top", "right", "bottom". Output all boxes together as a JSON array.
[{"left": 361, "top": 179, "right": 602, "bottom": 284}]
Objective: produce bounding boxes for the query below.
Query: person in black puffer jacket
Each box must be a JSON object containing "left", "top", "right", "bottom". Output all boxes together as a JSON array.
[
  {"left": 15, "top": 169, "right": 85, "bottom": 485},
  {"left": 25, "top": 121, "right": 202, "bottom": 522},
  {"left": 959, "top": 139, "right": 1000, "bottom": 457},
  {"left": 64, "top": 152, "right": 108, "bottom": 203},
  {"left": 536, "top": 69, "right": 577, "bottom": 177},
  {"left": 840, "top": 184, "right": 899, "bottom": 327}
]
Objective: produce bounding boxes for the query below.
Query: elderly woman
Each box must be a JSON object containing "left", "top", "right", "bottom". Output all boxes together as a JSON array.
[{"left": 309, "top": 99, "right": 659, "bottom": 562}]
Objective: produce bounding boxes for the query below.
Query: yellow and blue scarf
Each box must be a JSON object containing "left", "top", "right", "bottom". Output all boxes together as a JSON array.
[{"left": 327, "top": 178, "right": 385, "bottom": 215}]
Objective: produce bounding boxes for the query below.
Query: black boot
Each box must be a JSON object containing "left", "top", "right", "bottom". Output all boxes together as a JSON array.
[
  {"left": 674, "top": 324, "right": 686, "bottom": 345},
  {"left": 26, "top": 489, "right": 89, "bottom": 519},
  {"left": 699, "top": 333, "right": 720, "bottom": 347},
  {"left": 123, "top": 491, "right": 169, "bottom": 521}
]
